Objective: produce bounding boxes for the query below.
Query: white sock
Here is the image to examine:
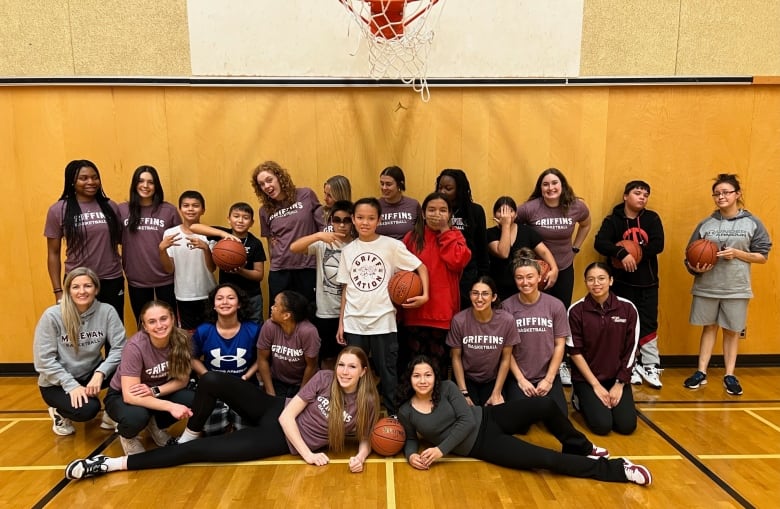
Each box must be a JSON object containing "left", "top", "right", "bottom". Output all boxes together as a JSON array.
[
  {"left": 104, "top": 456, "right": 126, "bottom": 472},
  {"left": 177, "top": 428, "right": 202, "bottom": 444}
]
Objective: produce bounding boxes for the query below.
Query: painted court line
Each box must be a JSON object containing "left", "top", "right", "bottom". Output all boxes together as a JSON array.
[
  {"left": 385, "top": 461, "right": 396, "bottom": 509},
  {"left": 743, "top": 410, "right": 780, "bottom": 433},
  {"left": 639, "top": 407, "right": 780, "bottom": 412}
]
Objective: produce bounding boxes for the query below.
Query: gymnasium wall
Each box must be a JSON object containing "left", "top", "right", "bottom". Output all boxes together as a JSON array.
[{"left": 1, "top": 1, "right": 778, "bottom": 365}]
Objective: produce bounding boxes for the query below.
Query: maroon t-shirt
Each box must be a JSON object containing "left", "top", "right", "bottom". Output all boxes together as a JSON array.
[
  {"left": 44, "top": 199, "right": 122, "bottom": 278},
  {"left": 446, "top": 308, "right": 520, "bottom": 383},
  {"left": 257, "top": 320, "right": 321, "bottom": 385},
  {"left": 376, "top": 196, "right": 420, "bottom": 240},
  {"left": 285, "top": 371, "right": 371, "bottom": 454},
  {"left": 110, "top": 330, "right": 171, "bottom": 391},
  {"left": 119, "top": 201, "right": 181, "bottom": 287},
  {"left": 260, "top": 187, "right": 323, "bottom": 270}
]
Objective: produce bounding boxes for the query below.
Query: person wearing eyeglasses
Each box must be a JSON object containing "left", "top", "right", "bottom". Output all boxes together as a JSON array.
[
  {"left": 447, "top": 276, "right": 520, "bottom": 406},
  {"left": 567, "top": 262, "right": 639, "bottom": 435},
  {"left": 683, "top": 174, "right": 772, "bottom": 396}
]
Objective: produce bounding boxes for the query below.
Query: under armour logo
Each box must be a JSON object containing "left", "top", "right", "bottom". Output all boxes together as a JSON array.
[{"left": 209, "top": 348, "right": 248, "bottom": 368}]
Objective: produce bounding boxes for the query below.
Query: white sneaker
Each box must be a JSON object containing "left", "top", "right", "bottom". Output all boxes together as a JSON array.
[
  {"left": 100, "top": 411, "right": 117, "bottom": 430},
  {"left": 146, "top": 418, "right": 173, "bottom": 447},
  {"left": 559, "top": 362, "right": 572, "bottom": 386},
  {"left": 120, "top": 436, "right": 146, "bottom": 455},
  {"left": 640, "top": 365, "right": 663, "bottom": 389},
  {"left": 48, "top": 407, "right": 75, "bottom": 436},
  {"left": 631, "top": 365, "right": 642, "bottom": 385},
  {"left": 623, "top": 459, "right": 652, "bottom": 485},
  {"left": 587, "top": 445, "right": 610, "bottom": 459}
]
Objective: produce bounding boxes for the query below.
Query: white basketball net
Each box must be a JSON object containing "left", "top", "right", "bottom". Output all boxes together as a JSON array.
[{"left": 339, "top": 0, "right": 445, "bottom": 101}]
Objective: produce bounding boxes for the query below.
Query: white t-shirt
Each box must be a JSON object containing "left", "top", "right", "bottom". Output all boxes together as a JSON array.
[
  {"left": 164, "top": 225, "right": 217, "bottom": 300},
  {"left": 307, "top": 239, "right": 349, "bottom": 318},
  {"left": 337, "top": 235, "right": 421, "bottom": 334}
]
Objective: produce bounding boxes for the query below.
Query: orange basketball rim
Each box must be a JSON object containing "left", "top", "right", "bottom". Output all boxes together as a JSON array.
[{"left": 339, "top": 0, "right": 441, "bottom": 39}]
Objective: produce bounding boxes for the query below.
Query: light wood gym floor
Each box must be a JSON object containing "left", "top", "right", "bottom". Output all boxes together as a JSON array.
[{"left": 1, "top": 367, "right": 778, "bottom": 508}]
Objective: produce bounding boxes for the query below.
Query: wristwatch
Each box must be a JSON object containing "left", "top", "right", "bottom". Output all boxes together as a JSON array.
[
  {"left": 572, "top": 246, "right": 580, "bottom": 253},
  {"left": 151, "top": 386, "right": 161, "bottom": 398}
]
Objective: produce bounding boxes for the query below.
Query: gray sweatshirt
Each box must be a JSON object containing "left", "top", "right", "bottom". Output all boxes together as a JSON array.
[
  {"left": 688, "top": 209, "right": 772, "bottom": 299},
  {"left": 33, "top": 301, "right": 126, "bottom": 393}
]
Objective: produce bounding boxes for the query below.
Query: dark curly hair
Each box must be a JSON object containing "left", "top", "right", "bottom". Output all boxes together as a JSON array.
[
  {"left": 396, "top": 355, "right": 442, "bottom": 410},
  {"left": 205, "top": 283, "right": 251, "bottom": 323}
]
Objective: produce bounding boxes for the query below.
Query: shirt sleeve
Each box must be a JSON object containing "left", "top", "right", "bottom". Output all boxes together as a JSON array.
[{"left": 97, "top": 307, "right": 127, "bottom": 376}]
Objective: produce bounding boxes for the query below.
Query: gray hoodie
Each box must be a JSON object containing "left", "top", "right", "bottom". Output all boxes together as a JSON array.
[
  {"left": 688, "top": 209, "right": 772, "bottom": 299},
  {"left": 33, "top": 301, "right": 126, "bottom": 392}
]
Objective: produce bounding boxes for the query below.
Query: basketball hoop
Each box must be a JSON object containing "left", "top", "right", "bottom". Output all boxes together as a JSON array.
[{"left": 339, "top": 0, "right": 446, "bottom": 101}]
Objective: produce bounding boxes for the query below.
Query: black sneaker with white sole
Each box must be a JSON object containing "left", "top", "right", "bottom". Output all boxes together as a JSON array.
[{"left": 65, "top": 455, "right": 110, "bottom": 480}]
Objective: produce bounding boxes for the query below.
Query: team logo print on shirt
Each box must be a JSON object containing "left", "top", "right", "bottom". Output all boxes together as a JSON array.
[
  {"left": 349, "top": 252, "right": 387, "bottom": 291},
  {"left": 209, "top": 348, "right": 248, "bottom": 368}
]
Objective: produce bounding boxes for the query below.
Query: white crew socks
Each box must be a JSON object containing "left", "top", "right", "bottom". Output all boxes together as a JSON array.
[
  {"left": 104, "top": 456, "right": 127, "bottom": 471},
  {"left": 177, "top": 428, "right": 202, "bottom": 444}
]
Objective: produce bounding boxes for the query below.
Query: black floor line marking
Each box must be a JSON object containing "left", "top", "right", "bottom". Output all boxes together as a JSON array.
[
  {"left": 637, "top": 409, "right": 755, "bottom": 509},
  {"left": 31, "top": 433, "right": 118, "bottom": 509}
]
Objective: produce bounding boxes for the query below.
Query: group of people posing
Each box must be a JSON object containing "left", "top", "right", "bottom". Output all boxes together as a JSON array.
[{"left": 36, "top": 159, "right": 771, "bottom": 487}]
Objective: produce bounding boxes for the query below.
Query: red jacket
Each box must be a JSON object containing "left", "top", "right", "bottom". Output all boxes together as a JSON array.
[{"left": 403, "top": 227, "right": 471, "bottom": 329}]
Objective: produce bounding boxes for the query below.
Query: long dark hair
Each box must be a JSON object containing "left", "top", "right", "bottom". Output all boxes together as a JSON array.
[
  {"left": 472, "top": 275, "right": 501, "bottom": 309},
  {"left": 205, "top": 283, "right": 251, "bottom": 323},
  {"left": 528, "top": 168, "right": 579, "bottom": 215},
  {"left": 127, "top": 165, "right": 164, "bottom": 232},
  {"left": 58, "top": 160, "right": 121, "bottom": 257},
  {"left": 436, "top": 169, "right": 478, "bottom": 230},
  {"left": 396, "top": 355, "right": 442, "bottom": 410},
  {"left": 277, "top": 290, "right": 314, "bottom": 323},
  {"left": 409, "top": 192, "right": 450, "bottom": 253}
]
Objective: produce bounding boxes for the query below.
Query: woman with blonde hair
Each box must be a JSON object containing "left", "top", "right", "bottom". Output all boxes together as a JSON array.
[
  {"left": 66, "top": 346, "right": 379, "bottom": 479},
  {"left": 103, "top": 300, "right": 195, "bottom": 455},
  {"left": 34, "top": 267, "right": 126, "bottom": 436},
  {"left": 322, "top": 175, "right": 352, "bottom": 226}
]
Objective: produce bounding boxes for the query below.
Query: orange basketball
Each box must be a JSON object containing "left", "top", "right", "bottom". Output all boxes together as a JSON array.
[
  {"left": 371, "top": 417, "right": 406, "bottom": 456},
  {"left": 536, "top": 259, "right": 550, "bottom": 289},
  {"left": 387, "top": 270, "right": 423, "bottom": 305},
  {"left": 212, "top": 239, "right": 247, "bottom": 271},
  {"left": 686, "top": 238, "right": 719, "bottom": 267},
  {"left": 611, "top": 240, "right": 643, "bottom": 269}
]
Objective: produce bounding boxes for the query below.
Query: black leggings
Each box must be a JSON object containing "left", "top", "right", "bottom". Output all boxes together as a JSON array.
[
  {"left": 127, "top": 372, "right": 288, "bottom": 470},
  {"left": 468, "top": 398, "right": 627, "bottom": 482}
]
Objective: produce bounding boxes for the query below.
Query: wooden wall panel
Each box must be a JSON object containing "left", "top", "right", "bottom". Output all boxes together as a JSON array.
[{"left": 1, "top": 85, "right": 777, "bottom": 363}]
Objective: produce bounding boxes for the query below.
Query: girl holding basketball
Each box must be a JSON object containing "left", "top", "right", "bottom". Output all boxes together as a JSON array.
[
  {"left": 396, "top": 356, "right": 652, "bottom": 485},
  {"left": 683, "top": 174, "right": 771, "bottom": 396},
  {"left": 447, "top": 276, "right": 518, "bottom": 407},
  {"left": 257, "top": 290, "right": 321, "bottom": 397},
  {"left": 567, "top": 263, "right": 638, "bottom": 435},
  {"left": 65, "top": 347, "right": 379, "bottom": 479},
  {"left": 45, "top": 160, "right": 124, "bottom": 321},
  {"left": 377, "top": 166, "right": 420, "bottom": 240},
  {"left": 119, "top": 165, "right": 181, "bottom": 322},
  {"left": 436, "top": 169, "right": 490, "bottom": 310},
  {"left": 34, "top": 267, "right": 126, "bottom": 436},
  {"left": 502, "top": 248, "right": 569, "bottom": 415},
  {"left": 402, "top": 192, "right": 472, "bottom": 375},
  {"left": 252, "top": 161, "right": 324, "bottom": 310},
  {"left": 336, "top": 197, "right": 429, "bottom": 413}
]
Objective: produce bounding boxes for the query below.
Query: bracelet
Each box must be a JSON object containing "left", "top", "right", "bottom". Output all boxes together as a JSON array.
[
  {"left": 572, "top": 246, "right": 580, "bottom": 253},
  {"left": 461, "top": 389, "right": 470, "bottom": 397},
  {"left": 53, "top": 288, "right": 63, "bottom": 293}
]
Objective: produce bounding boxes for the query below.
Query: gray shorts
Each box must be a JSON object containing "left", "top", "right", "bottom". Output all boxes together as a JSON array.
[{"left": 689, "top": 296, "right": 748, "bottom": 332}]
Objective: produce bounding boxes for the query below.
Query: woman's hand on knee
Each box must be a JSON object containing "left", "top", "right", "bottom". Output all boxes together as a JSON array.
[{"left": 69, "top": 386, "right": 89, "bottom": 408}]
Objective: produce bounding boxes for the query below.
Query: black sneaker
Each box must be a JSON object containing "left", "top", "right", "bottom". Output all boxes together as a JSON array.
[
  {"left": 723, "top": 375, "right": 743, "bottom": 395},
  {"left": 65, "top": 455, "right": 110, "bottom": 480},
  {"left": 683, "top": 371, "right": 707, "bottom": 389}
]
